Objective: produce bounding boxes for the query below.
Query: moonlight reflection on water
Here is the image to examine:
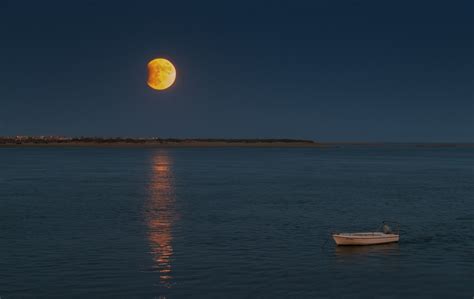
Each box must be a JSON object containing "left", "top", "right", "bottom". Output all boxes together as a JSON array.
[{"left": 146, "top": 152, "right": 176, "bottom": 287}]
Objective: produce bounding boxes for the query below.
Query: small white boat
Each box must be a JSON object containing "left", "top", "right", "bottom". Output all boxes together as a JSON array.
[
  {"left": 332, "top": 222, "right": 400, "bottom": 246},
  {"left": 333, "top": 232, "right": 399, "bottom": 246}
]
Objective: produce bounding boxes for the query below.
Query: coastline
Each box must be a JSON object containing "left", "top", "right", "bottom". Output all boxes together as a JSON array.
[
  {"left": 0, "top": 141, "right": 472, "bottom": 148},
  {"left": 0, "top": 140, "right": 326, "bottom": 148},
  {"left": 0, "top": 141, "right": 325, "bottom": 148}
]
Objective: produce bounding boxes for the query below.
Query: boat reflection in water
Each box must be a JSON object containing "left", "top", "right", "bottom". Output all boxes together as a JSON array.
[
  {"left": 146, "top": 152, "right": 176, "bottom": 288},
  {"left": 335, "top": 242, "right": 400, "bottom": 258}
]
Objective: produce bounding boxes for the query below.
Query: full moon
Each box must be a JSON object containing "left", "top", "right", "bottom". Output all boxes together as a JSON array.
[{"left": 147, "top": 58, "right": 176, "bottom": 90}]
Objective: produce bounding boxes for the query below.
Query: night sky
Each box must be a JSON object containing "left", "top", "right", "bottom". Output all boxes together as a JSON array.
[{"left": 0, "top": 1, "right": 472, "bottom": 141}]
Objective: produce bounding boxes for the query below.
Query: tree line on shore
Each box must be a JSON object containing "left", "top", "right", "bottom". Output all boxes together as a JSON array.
[{"left": 0, "top": 136, "right": 315, "bottom": 144}]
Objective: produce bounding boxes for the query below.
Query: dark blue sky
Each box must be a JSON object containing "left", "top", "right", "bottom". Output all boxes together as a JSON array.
[{"left": 0, "top": 0, "right": 472, "bottom": 141}]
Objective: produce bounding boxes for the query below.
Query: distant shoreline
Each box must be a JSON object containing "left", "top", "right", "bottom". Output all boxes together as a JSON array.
[
  {"left": 0, "top": 137, "right": 326, "bottom": 148},
  {"left": 0, "top": 140, "right": 472, "bottom": 148},
  {"left": 0, "top": 141, "right": 325, "bottom": 148}
]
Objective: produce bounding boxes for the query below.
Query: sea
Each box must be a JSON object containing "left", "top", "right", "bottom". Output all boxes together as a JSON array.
[{"left": 0, "top": 146, "right": 473, "bottom": 298}]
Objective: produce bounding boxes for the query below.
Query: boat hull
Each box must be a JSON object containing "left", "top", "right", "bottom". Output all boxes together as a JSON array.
[{"left": 332, "top": 233, "right": 399, "bottom": 246}]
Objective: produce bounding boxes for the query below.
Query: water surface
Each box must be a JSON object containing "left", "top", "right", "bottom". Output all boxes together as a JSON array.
[{"left": 0, "top": 146, "right": 473, "bottom": 297}]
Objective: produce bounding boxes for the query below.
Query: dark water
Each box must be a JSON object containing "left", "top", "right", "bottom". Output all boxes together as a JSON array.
[{"left": 0, "top": 146, "right": 473, "bottom": 298}]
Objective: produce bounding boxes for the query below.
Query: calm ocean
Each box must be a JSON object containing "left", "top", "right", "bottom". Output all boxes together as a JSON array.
[{"left": 0, "top": 146, "right": 473, "bottom": 298}]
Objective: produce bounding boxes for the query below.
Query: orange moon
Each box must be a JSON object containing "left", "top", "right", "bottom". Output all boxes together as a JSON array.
[{"left": 147, "top": 58, "right": 176, "bottom": 90}]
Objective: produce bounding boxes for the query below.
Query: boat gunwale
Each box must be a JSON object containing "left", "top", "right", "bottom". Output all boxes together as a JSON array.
[{"left": 333, "top": 232, "right": 399, "bottom": 239}]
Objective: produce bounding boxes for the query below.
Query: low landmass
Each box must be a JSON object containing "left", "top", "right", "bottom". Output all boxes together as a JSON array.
[
  {"left": 0, "top": 136, "right": 471, "bottom": 148},
  {"left": 0, "top": 136, "right": 321, "bottom": 147}
]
